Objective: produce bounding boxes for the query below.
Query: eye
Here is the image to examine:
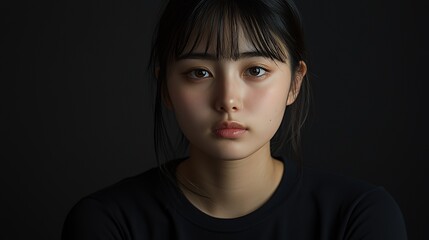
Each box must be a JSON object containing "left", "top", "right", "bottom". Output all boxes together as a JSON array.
[
  {"left": 186, "top": 69, "right": 211, "bottom": 79},
  {"left": 245, "top": 67, "right": 267, "bottom": 77}
]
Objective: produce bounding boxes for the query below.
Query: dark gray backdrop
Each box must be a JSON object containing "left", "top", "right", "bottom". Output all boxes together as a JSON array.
[{"left": 2, "top": 0, "right": 427, "bottom": 239}]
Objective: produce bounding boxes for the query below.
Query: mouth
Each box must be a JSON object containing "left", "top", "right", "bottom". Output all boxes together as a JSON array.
[{"left": 213, "top": 121, "right": 248, "bottom": 139}]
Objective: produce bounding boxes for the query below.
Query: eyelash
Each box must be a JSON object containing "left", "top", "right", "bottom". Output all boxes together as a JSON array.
[
  {"left": 244, "top": 66, "right": 268, "bottom": 77},
  {"left": 184, "top": 66, "right": 269, "bottom": 80},
  {"left": 186, "top": 69, "right": 212, "bottom": 79}
]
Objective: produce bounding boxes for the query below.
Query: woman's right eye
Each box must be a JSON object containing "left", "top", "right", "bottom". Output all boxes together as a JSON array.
[{"left": 186, "top": 69, "right": 211, "bottom": 79}]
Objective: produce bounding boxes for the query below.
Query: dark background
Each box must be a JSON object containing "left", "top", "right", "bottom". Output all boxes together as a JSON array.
[{"left": 2, "top": 0, "right": 427, "bottom": 239}]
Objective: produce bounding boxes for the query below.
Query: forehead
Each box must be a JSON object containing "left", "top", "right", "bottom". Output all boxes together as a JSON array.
[
  {"left": 182, "top": 28, "right": 257, "bottom": 56},
  {"left": 173, "top": 15, "right": 289, "bottom": 62}
]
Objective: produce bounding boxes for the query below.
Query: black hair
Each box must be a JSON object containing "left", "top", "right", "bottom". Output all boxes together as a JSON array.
[{"left": 149, "top": 0, "right": 311, "bottom": 171}]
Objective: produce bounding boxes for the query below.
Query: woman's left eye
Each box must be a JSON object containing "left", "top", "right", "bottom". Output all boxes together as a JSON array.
[{"left": 245, "top": 67, "right": 267, "bottom": 77}]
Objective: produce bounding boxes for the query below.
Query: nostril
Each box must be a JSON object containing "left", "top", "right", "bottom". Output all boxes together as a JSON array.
[{"left": 215, "top": 98, "right": 242, "bottom": 113}]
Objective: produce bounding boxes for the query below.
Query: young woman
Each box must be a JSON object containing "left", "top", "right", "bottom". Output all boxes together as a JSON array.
[{"left": 62, "top": 0, "right": 407, "bottom": 239}]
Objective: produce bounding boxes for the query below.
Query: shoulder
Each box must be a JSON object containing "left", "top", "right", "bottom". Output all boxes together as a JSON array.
[
  {"left": 92, "top": 167, "right": 163, "bottom": 200},
  {"left": 298, "top": 166, "right": 408, "bottom": 239},
  {"left": 299, "top": 166, "right": 403, "bottom": 215},
  {"left": 62, "top": 167, "right": 170, "bottom": 240},
  {"left": 79, "top": 167, "right": 167, "bottom": 209},
  {"left": 301, "top": 166, "right": 377, "bottom": 200}
]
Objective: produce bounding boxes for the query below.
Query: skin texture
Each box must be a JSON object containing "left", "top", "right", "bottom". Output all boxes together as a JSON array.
[{"left": 165, "top": 34, "right": 307, "bottom": 218}]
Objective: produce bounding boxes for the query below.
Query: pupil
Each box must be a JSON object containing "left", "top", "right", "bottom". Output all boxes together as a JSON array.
[
  {"left": 196, "top": 70, "right": 205, "bottom": 77},
  {"left": 251, "top": 68, "right": 260, "bottom": 75}
]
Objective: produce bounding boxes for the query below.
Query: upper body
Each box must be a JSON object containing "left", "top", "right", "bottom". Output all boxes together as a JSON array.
[
  {"left": 62, "top": 0, "right": 407, "bottom": 239},
  {"left": 62, "top": 157, "right": 407, "bottom": 240}
]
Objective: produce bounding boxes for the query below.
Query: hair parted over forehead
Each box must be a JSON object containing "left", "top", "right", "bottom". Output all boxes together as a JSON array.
[
  {"left": 150, "top": 0, "right": 312, "bottom": 169},
  {"left": 153, "top": 0, "right": 306, "bottom": 67},
  {"left": 172, "top": 1, "right": 288, "bottom": 62}
]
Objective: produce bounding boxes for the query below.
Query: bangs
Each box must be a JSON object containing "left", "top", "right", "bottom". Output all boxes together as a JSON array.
[{"left": 171, "top": 0, "right": 289, "bottom": 62}]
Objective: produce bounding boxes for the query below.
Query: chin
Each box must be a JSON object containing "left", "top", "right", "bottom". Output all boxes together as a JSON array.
[
  {"left": 195, "top": 141, "right": 266, "bottom": 161},
  {"left": 210, "top": 151, "right": 252, "bottom": 161}
]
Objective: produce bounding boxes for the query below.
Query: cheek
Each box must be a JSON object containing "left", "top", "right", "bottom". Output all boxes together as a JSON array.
[
  {"left": 246, "top": 83, "right": 290, "bottom": 122},
  {"left": 168, "top": 87, "right": 209, "bottom": 126}
]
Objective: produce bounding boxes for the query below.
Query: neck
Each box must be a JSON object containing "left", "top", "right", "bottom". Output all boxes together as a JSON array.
[{"left": 176, "top": 143, "right": 284, "bottom": 218}]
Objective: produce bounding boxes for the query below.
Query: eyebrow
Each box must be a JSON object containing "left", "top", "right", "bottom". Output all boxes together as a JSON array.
[{"left": 176, "top": 51, "right": 271, "bottom": 61}]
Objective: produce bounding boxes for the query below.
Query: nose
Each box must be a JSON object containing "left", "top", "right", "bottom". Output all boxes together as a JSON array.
[{"left": 214, "top": 75, "right": 243, "bottom": 113}]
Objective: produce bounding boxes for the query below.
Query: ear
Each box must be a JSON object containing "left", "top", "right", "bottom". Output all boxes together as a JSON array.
[
  {"left": 156, "top": 67, "right": 174, "bottom": 109},
  {"left": 162, "top": 88, "right": 174, "bottom": 110},
  {"left": 286, "top": 61, "right": 307, "bottom": 106},
  {"left": 155, "top": 67, "right": 160, "bottom": 79}
]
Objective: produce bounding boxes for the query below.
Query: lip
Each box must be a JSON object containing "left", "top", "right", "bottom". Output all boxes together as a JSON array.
[{"left": 213, "top": 121, "right": 248, "bottom": 139}]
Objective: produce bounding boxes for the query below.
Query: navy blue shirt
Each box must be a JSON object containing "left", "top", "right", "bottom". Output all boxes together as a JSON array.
[{"left": 62, "top": 157, "right": 407, "bottom": 239}]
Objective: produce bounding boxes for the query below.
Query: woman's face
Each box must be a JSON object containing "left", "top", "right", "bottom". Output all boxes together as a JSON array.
[{"left": 165, "top": 35, "right": 300, "bottom": 161}]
